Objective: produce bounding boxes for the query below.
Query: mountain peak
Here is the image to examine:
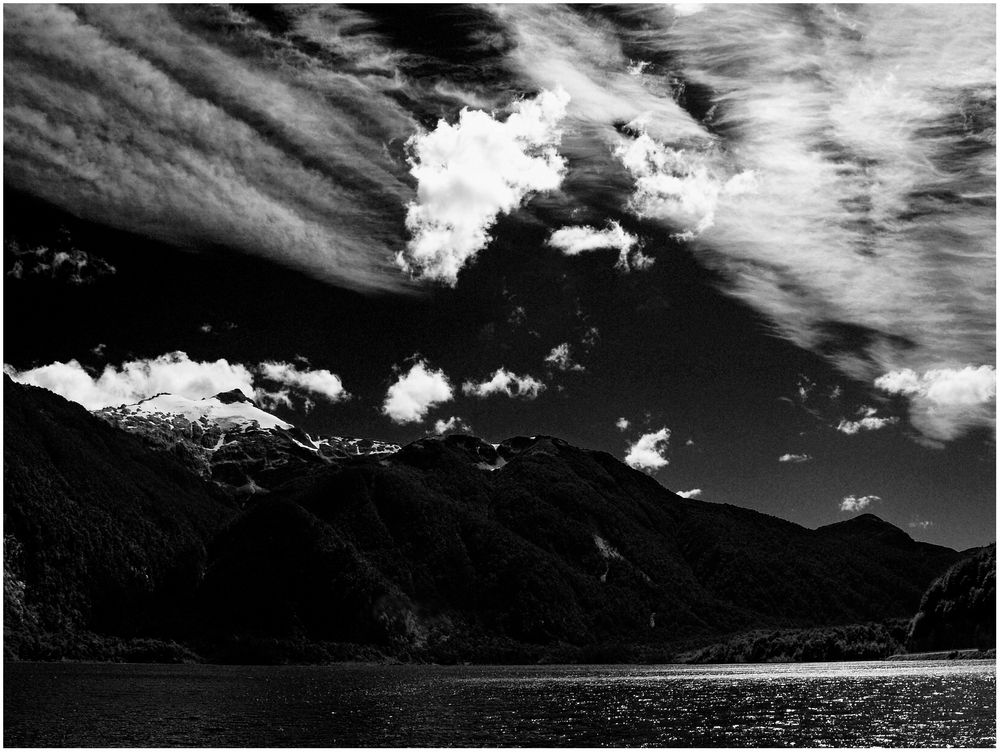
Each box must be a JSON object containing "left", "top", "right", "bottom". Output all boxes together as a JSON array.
[{"left": 212, "top": 388, "right": 257, "bottom": 407}]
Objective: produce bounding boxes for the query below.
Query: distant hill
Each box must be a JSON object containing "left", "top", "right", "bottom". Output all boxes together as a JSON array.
[
  {"left": 907, "top": 543, "right": 995, "bottom": 652},
  {"left": 3, "top": 378, "right": 968, "bottom": 663}
]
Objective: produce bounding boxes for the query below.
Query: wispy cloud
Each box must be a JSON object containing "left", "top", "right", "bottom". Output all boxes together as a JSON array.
[
  {"left": 5, "top": 240, "right": 116, "bottom": 284},
  {"left": 462, "top": 368, "right": 545, "bottom": 399},
  {"left": 383, "top": 360, "right": 453, "bottom": 424},
  {"left": 840, "top": 494, "right": 881, "bottom": 513},
  {"left": 625, "top": 428, "right": 670, "bottom": 471},
  {"left": 615, "top": 417, "right": 630, "bottom": 431},
  {"left": 399, "top": 89, "right": 570, "bottom": 284},
  {"left": 544, "top": 343, "right": 585, "bottom": 373},
  {"left": 4, "top": 4, "right": 418, "bottom": 293}
]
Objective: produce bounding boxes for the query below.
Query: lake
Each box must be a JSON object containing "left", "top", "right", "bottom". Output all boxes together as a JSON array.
[{"left": 4, "top": 659, "right": 995, "bottom": 747}]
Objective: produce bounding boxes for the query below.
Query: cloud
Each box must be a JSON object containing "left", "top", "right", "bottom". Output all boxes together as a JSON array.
[
  {"left": 5, "top": 351, "right": 255, "bottom": 410},
  {"left": 547, "top": 221, "right": 654, "bottom": 273},
  {"left": 875, "top": 365, "right": 996, "bottom": 440},
  {"left": 835, "top": 406, "right": 899, "bottom": 435},
  {"left": 257, "top": 361, "right": 348, "bottom": 403},
  {"left": 840, "top": 494, "right": 881, "bottom": 512},
  {"left": 434, "top": 416, "right": 470, "bottom": 435},
  {"left": 3, "top": 4, "right": 419, "bottom": 293},
  {"left": 5, "top": 240, "right": 116, "bottom": 284},
  {"left": 462, "top": 368, "right": 546, "bottom": 400},
  {"left": 625, "top": 428, "right": 670, "bottom": 471},
  {"left": 615, "top": 417, "right": 630, "bottom": 431},
  {"left": 778, "top": 453, "right": 812, "bottom": 463},
  {"left": 255, "top": 388, "right": 294, "bottom": 412},
  {"left": 908, "top": 520, "right": 933, "bottom": 530},
  {"left": 399, "top": 88, "right": 570, "bottom": 284},
  {"left": 675, "top": 488, "right": 702, "bottom": 499},
  {"left": 614, "top": 132, "right": 757, "bottom": 238},
  {"left": 544, "top": 343, "right": 585, "bottom": 373},
  {"left": 382, "top": 360, "right": 454, "bottom": 424},
  {"left": 548, "top": 221, "right": 635, "bottom": 256},
  {"left": 599, "top": 6, "right": 995, "bottom": 436}
]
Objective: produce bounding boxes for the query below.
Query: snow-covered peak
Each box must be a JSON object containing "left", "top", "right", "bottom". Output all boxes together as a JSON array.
[{"left": 117, "top": 392, "right": 293, "bottom": 432}]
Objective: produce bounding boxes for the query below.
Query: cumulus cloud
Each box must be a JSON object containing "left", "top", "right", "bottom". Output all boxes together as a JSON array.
[
  {"left": 625, "top": 428, "right": 670, "bottom": 471},
  {"left": 544, "top": 343, "right": 585, "bottom": 373},
  {"left": 840, "top": 494, "right": 881, "bottom": 513},
  {"left": 614, "top": 132, "right": 757, "bottom": 239},
  {"left": 778, "top": 453, "right": 812, "bottom": 463},
  {"left": 434, "top": 416, "right": 470, "bottom": 435},
  {"left": 382, "top": 360, "right": 454, "bottom": 424},
  {"left": 4, "top": 4, "right": 418, "bottom": 293},
  {"left": 257, "top": 361, "right": 348, "bottom": 403},
  {"left": 616, "top": 417, "right": 630, "bottom": 431},
  {"left": 255, "top": 388, "right": 294, "bottom": 412},
  {"left": 875, "top": 365, "right": 996, "bottom": 440},
  {"left": 462, "top": 368, "right": 546, "bottom": 400},
  {"left": 675, "top": 488, "right": 702, "bottom": 499},
  {"left": 4, "top": 351, "right": 255, "bottom": 410},
  {"left": 399, "top": 89, "right": 570, "bottom": 284}
]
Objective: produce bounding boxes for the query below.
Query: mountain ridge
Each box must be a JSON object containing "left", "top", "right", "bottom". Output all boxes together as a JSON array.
[{"left": 3, "top": 377, "right": 976, "bottom": 663}]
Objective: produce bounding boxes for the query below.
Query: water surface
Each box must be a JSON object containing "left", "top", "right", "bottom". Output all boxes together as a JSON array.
[{"left": 4, "top": 659, "right": 995, "bottom": 747}]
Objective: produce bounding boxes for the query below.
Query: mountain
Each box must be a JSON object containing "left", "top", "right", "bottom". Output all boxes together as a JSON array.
[
  {"left": 3, "top": 376, "right": 235, "bottom": 660},
  {"left": 907, "top": 543, "right": 995, "bottom": 652},
  {"left": 95, "top": 390, "right": 398, "bottom": 498},
  {"left": 3, "top": 378, "right": 969, "bottom": 663}
]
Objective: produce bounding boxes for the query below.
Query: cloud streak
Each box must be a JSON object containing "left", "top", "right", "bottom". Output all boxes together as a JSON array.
[
  {"left": 462, "top": 369, "right": 546, "bottom": 400},
  {"left": 3, "top": 4, "right": 418, "bottom": 293}
]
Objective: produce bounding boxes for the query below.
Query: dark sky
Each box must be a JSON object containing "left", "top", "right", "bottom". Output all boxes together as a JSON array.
[{"left": 3, "top": 4, "right": 995, "bottom": 550}]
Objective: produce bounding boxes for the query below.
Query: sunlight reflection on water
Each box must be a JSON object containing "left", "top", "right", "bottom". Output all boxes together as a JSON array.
[{"left": 4, "top": 659, "right": 995, "bottom": 747}]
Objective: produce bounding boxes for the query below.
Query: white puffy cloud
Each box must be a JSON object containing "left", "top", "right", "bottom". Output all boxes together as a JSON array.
[
  {"left": 462, "top": 368, "right": 546, "bottom": 400},
  {"left": 675, "top": 488, "right": 702, "bottom": 499},
  {"left": 434, "top": 416, "right": 469, "bottom": 435},
  {"left": 4, "top": 352, "right": 255, "bottom": 410},
  {"left": 615, "top": 417, "right": 630, "bottom": 431},
  {"left": 382, "top": 360, "right": 454, "bottom": 424},
  {"left": 258, "top": 361, "right": 348, "bottom": 403},
  {"left": 614, "top": 132, "right": 758, "bottom": 239},
  {"left": 778, "top": 453, "right": 812, "bottom": 463},
  {"left": 544, "top": 343, "right": 585, "bottom": 372},
  {"left": 399, "top": 89, "right": 570, "bottom": 284},
  {"left": 875, "top": 365, "right": 996, "bottom": 440},
  {"left": 835, "top": 409, "right": 899, "bottom": 435},
  {"left": 840, "top": 494, "right": 881, "bottom": 512},
  {"left": 625, "top": 428, "right": 670, "bottom": 471}
]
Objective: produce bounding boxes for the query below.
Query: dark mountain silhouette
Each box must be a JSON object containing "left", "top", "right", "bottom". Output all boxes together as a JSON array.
[
  {"left": 907, "top": 543, "right": 995, "bottom": 652},
  {"left": 3, "top": 378, "right": 970, "bottom": 663}
]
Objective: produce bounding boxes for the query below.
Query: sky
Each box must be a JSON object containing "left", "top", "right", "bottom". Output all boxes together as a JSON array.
[{"left": 3, "top": 3, "right": 995, "bottom": 550}]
